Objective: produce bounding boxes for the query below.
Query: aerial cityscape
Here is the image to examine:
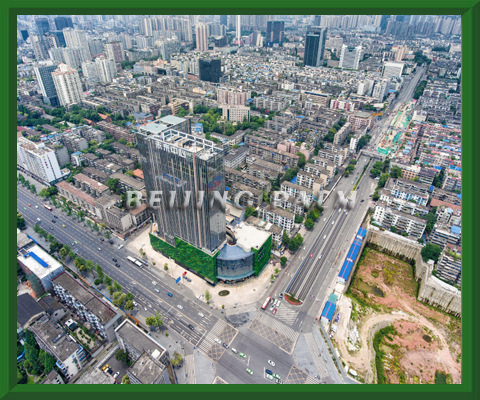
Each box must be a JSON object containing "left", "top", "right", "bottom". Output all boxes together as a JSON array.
[{"left": 16, "top": 14, "right": 462, "bottom": 385}]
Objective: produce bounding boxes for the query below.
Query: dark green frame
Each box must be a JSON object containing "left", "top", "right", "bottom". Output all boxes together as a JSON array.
[{"left": 3, "top": 1, "right": 478, "bottom": 399}]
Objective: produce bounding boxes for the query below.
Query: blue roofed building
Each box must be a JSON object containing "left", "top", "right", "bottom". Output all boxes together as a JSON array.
[{"left": 321, "top": 301, "right": 336, "bottom": 324}]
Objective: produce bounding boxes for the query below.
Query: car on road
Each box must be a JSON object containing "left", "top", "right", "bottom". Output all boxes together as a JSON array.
[
  {"left": 71, "top": 241, "right": 75, "bottom": 246},
  {"left": 167, "top": 293, "right": 173, "bottom": 297},
  {"left": 323, "top": 218, "right": 326, "bottom": 221},
  {"left": 118, "top": 245, "right": 124, "bottom": 250},
  {"left": 188, "top": 324, "right": 195, "bottom": 330},
  {"left": 318, "top": 254, "right": 322, "bottom": 259},
  {"left": 97, "top": 247, "right": 101, "bottom": 251},
  {"left": 246, "top": 368, "right": 253, "bottom": 375},
  {"left": 310, "top": 253, "right": 313, "bottom": 258},
  {"left": 144, "top": 307, "right": 147, "bottom": 311},
  {"left": 332, "top": 221, "right": 335, "bottom": 225},
  {"left": 266, "top": 369, "right": 273, "bottom": 376},
  {"left": 276, "top": 379, "right": 283, "bottom": 384},
  {"left": 239, "top": 353, "right": 246, "bottom": 358},
  {"left": 177, "top": 305, "right": 183, "bottom": 309},
  {"left": 266, "top": 374, "right": 273, "bottom": 380},
  {"left": 223, "top": 343, "right": 229, "bottom": 349},
  {"left": 154, "top": 288, "right": 159, "bottom": 293},
  {"left": 62, "top": 224, "right": 66, "bottom": 228},
  {"left": 273, "top": 373, "right": 280, "bottom": 380},
  {"left": 361, "top": 199, "right": 364, "bottom": 202},
  {"left": 23, "top": 207, "right": 27, "bottom": 210},
  {"left": 231, "top": 348, "right": 238, "bottom": 354},
  {"left": 185, "top": 277, "right": 191, "bottom": 282},
  {"left": 198, "top": 312, "right": 204, "bottom": 317},
  {"left": 215, "top": 338, "right": 222, "bottom": 345},
  {"left": 269, "top": 305, "right": 275, "bottom": 311},
  {"left": 133, "top": 301, "right": 138, "bottom": 306},
  {"left": 35, "top": 205, "right": 38, "bottom": 209},
  {"left": 113, "top": 372, "right": 120, "bottom": 379},
  {"left": 152, "top": 281, "right": 157, "bottom": 285},
  {"left": 102, "top": 364, "right": 109, "bottom": 372},
  {"left": 50, "top": 227, "right": 54, "bottom": 230},
  {"left": 279, "top": 293, "right": 283, "bottom": 299},
  {"left": 268, "top": 360, "right": 275, "bottom": 367},
  {"left": 52, "top": 219, "right": 56, "bottom": 223},
  {"left": 54, "top": 215, "right": 58, "bottom": 218},
  {"left": 100, "top": 238, "right": 104, "bottom": 242},
  {"left": 28, "top": 204, "right": 31, "bottom": 207},
  {"left": 272, "top": 308, "right": 277, "bottom": 315},
  {"left": 36, "top": 218, "right": 41, "bottom": 222}
]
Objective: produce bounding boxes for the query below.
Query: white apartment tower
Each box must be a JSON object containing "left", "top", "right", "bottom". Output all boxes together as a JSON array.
[
  {"left": 339, "top": 45, "right": 363, "bottom": 70},
  {"left": 51, "top": 63, "right": 84, "bottom": 106},
  {"left": 196, "top": 22, "right": 209, "bottom": 52},
  {"left": 95, "top": 56, "right": 117, "bottom": 83}
]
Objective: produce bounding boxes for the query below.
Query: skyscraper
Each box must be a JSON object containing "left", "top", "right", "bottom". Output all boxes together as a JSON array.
[
  {"left": 196, "top": 22, "right": 209, "bottom": 51},
  {"left": 35, "top": 18, "right": 50, "bottom": 37},
  {"left": 220, "top": 15, "right": 228, "bottom": 26},
  {"left": 31, "top": 35, "right": 48, "bottom": 60},
  {"left": 51, "top": 63, "right": 84, "bottom": 106},
  {"left": 313, "top": 15, "right": 322, "bottom": 26},
  {"left": 236, "top": 15, "right": 241, "bottom": 46},
  {"left": 137, "top": 129, "right": 226, "bottom": 253},
  {"left": 304, "top": 27, "right": 328, "bottom": 67},
  {"left": 81, "top": 60, "right": 100, "bottom": 88},
  {"left": 339, "top": 45, "right": 363, "bottom": 70},
  {"left": 63, "top": 28, "right": 91, "bottom": 57},
  {"left": 105, "top": 42, "right": 124, "bottom": 63},
  {"left": 54, "top": 16, "right": 73, "bottom": 31},
  {"left": 198, "top": 58, "right": 221, "bottom": 83},
  {"left": 33, "top": 63, "right": 59, "bottom": 106},
  {"left": 266, "top": 20, "right": 285, "bottom": 46}
]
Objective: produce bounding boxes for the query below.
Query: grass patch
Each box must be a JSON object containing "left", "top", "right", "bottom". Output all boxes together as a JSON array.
[
  {"left": 371, "top": 270, "right": 379, "bottom": 278},
  {"left": 27, "top": 376, "right": 35, "bottom": 384},
  {"left": 218, "top": 290, "right": 230, "bottom": 296},
  {"left": 373, "top": 325, "right": 397, "bottom": 384}
]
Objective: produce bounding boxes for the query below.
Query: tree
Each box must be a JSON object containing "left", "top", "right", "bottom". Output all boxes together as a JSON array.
[
  {"left": 280, "top": 256, "right": 287, "bottom": 266},
  {"left": 107, "top": 285, "right": 115, "bottom": 296},
  {"left": 389, "top": 166, "right": 403, "bottom": 179},
  {"left": 378, "top": 173, "right": 390, "bottom": 188},
  {"left": 294, "top": 215, "right": 304, "bottom": 224},
  {"left": 68, "top": 250, "right": 76, "bottom": 260},
  {"left": 113, "top": 293, "right": 127, "bottom": 307},
  {"left": 124, "top": 300, "right": 134, "bottom": 310},
  {"left": 274, "top": 268, "right": 279, "bottom": 275},
  {"left": 17, "top": 213, "right": 26, "bottom": 230},
  {"left": 171, "top": 351, "right": 183, "bottom": 367},
  {"left": 417, "top": 238, "right": 425, "bottom": 245},
  {"left": 390, "top": 226, "right": 397, "bottom": 233},
  {"left": 94, "top": 278, "right": 103, "bottom": 286},
  {"left": 297, "top": 152, "right": 306, "bottom": 168},
  {"left": 282, "top": 230, "right": 290, "bottom": 247},
  {"left": 288, "top": 234, "right": 304, "bottom": 252},
  {"left": 115, "top": 349, "right": 128, "bottom": 363},
  {"left": 104, "top": 276, "right": 112, "bottom": 286},
  {"left": 164, "top": 263, "right": 168, "bottom": 271},
  {"left": 122, "top": 375, "right": 131, "bottom": 384},
  {"left": 114, "top": 281, "right": 122, "bottom": 292},
  {"left": 145, "top": 316, "right": 156, "bottom": 329},
  {"left": 126, "top": 292, "right": 134, "bottom": 302},
  {"left": 370, "top": 161, "right": 384, "bottom": 177},
  {"left": 304, "top": 218, "right": 315, "bottom": 229},
  {"left": 245, "top": 206, "right": 257, "bottom": 219},
  {"left": 104, "top": 230, "right": 111, "bottom": 239},
  {"left": 59, "top": 247, "right": 68, "bottom": 260},
  {"left": 96, "top": 264, "right": 104, "bottom": 279},
  {"left": 154, "top": 311, "right": 163, "bottom": 327},
  {"left": 205, "top": 289, "right": 212, "bottom": 304},
  {"left": 421, "top": 243, "right": 442, "bottom": 263}
]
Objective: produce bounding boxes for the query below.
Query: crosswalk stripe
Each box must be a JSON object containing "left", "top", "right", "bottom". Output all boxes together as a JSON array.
[
  {"left": 274, "top": 307, "right": 298, "bottom": 325},
  {"left": 305, "top": 375, "right": 318, "bottom": 384},
  {"left": 304, "top": 332, "right": 328, "bottom": 379},
  {"left": 255, "top": 312, "right": 300, "bottom": 342},
  {"left": 198, "top": 319, "right": 227, "bottom": 355}
]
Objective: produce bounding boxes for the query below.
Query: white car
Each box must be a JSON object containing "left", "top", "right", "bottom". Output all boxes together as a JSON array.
[
  {"left": 323, "top": 235, "right": 326, "bottom": 239},
  {"left": 37, "top": 218, "right": 41, "bottom": 222},
  {"left": 133, "top": 301, "right": 138, "bottom": 306},
  {"left": 268, "top": 360, "right": 275, "bottom": 367},
  {"left": 152, "top": 281, "right": 157, "bottom": 285},
  {"left": 35, "top": 205, "right": 39, "bottom": 209},
  {"left": 215, "top": 338, "right": 222, "bottom": 345},
  {"left": 332, "top": 221, "right": 335, "bottom": 225},
  {"left": 144, "top": 307, "right": 147, "bottom": 311},
  {"left": 266, "top": 374, "right": 273, "bottom": 380},
  {"left": 318, "top": 255, "right": 322, "bottom": 260},
  {"left": 269, "top": 305, "right": 275, "bottom": 311},
  {"left": 113, "top": 372, "right": 120, "bottom": 379},
  {"left": 177, "top": 305, "right": 183, "bottom": 310},
  {"left": 154, "top": 288, "right": 159, "bottom": 293},
  {"left": 198, "top": 312, "right": 204, "bottom": 318}
]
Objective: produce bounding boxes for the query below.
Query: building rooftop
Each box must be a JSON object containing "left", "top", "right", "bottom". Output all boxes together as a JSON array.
[
  {"left": 110, "top": 172, "right": 145, "bottom": 191},
  {"left": 56, "top": 181, "right": 97, "bottom": 206},
  {"left": 17, "top": 230, "right": 33, "bottom": 250},
  {"left": 127, "top": 352, "right": 167, "bottom": 384},
  {"left": 115, "top": 319, "right": 167, "bottom": 358},
  {"left": 130, "top": 203, "right": 148, "bottom": 216},
  {"left": 233, "top": 222, "right": 271, "bottom": 252},
  {"left": 38, "top": 295, "right": 65, "bottom": 316},
  {"left": 75, "top": 366, "right": 115, "bottom": 384},
  {"left": 133, "top": 169, "right": 144, "bottom": 180},
  {"left": 30, "top": 315, "right": 81, "bottom": 362},
  {"left": 73, "top": 173, "right": 109, "bottom": 191},
  {"left": 17, "top": 244, "right": 63, "bottom": 280},
  {"left": 159, "top": 115, "right": 186, "bottom": 126},
  {"left": 17, "top": 293, "right": 45, "bottom": 327},
  {"left": 52, "top": 272, "right": 118, "bottom": 325}
]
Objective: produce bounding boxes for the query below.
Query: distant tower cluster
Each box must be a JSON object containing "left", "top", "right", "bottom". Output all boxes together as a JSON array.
[{"left": 236, "top": 15, "right": 241, "bottom": 46}]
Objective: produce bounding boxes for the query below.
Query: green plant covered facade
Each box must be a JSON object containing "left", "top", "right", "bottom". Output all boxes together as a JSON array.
[{"left": 252, "top": 234, "right": 272, "bottom": 276}]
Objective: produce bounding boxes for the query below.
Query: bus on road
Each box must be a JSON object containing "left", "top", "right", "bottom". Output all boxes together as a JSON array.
[
  {"left": 44, "top": 205, "right": 52, "bottom": 211},
  {"left": 127, "top": 256, "right": 136, "bottom": 263},
  {"left": 261, "top": 296, "right": 271, "bottom": 310},
  {"left": 134, "top": 261, "right": 143, "bottom": 268}
]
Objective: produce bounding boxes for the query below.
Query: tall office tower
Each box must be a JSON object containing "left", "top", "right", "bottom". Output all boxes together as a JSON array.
[
  {"left": 266, "top": 20, "right": 285, "bottom": 46},
  {"left": 87, "top": 39, "right": 104, "bottom": 56},
  {"left": 49, "top": 31, "right": 66, "bottom": 47},
  {"left": 196, "top": 22, "right": 209, "bottom": 51},
  {"left": 313, "top": 15, "right": 322, "bottom": 26},
  {"left": 229, "top": 15, "right": 237, "bottom": 30},
  {"left": 33, "top": 63, "right": 59, "bottom": 106},
  {"left": 19, "top": 29, "right": 29, "bottom": 41},
  {"left": 31, "top": 35, "right": 48, "bottom": 60},
  {"left": 63, "top": 28, "right": 91, "bottom": 57},
  {"left": 51, "top": 63, "right": 84, "bottom": 106},
  {"left": 304, "top": 27, "right": 328, "bottom": 67},
  {"left": 54, "top": 16, "right": 73, "bottom": 30},
  {"left": 380, "top": 15, "right": 390, "bottom": 32},
  {"left": 137, "top": 129, "right": 226, "bottom": 253},
  {"left": 220, "top": 15, "right": 228, "bottom": 26},
  {"left": 95, "top": 56, "right": 117, "bottom": 83},
  {"left": 81, "top": 60, "right": 100, "bottom": 87},
  {"left": 35, "top": 18, "right": 50, "bottom": 38},
  {"left": 236, "top": 15, "right": 241, "bottom": 45},
  {"left": 198, "top": 58, "right": 221, "bottom": 83},
  {"left": 339, "top": 45, "right": 363, "bottom": 70},
  {"left": 105, "top": 41, "right": 124, "bottom": 63}
]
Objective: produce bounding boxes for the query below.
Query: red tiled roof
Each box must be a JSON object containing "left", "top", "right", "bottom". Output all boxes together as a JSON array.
[
  {"left": 133, "top": 169, "right": 144, "bottom": 180},
  {"left": 430, "top": 198, "right": 461, "bottom": 211},
  {"left": 17, "top": 126, "right": 27, "bottom": 131},
  {"left": 129, "top": 203, "right": 148, "bottom": 216}
]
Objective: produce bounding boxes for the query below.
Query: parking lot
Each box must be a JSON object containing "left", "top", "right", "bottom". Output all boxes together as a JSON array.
[{"left": 99, "top": 352, "right": 130, "bottom": 383}]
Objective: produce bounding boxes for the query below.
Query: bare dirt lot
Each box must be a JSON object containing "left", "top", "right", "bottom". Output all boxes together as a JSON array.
[{"left": 334, "top": 247, "right": 461, "bottom": 384}]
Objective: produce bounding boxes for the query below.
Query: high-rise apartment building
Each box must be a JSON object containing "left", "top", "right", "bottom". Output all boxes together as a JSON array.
[
  {"left": 95, "top": 56, "right": 117, "bottom": 83},
  {"left": 105, "top": 41, "right": 124, "bottom": 63},
  {"left": 54, "top": 16, "right": 74, "bottom": 31},
  {"left": 51, "top": 63, "right": 84, "bottom": 106},
  {"left": 339, "top": 45, "right": 363, "bottom": 70},
  {"left": 266, "top": 20, "right": 285, "bottom": 46},
  {"left": 196, "top": 22, "right": 209, "bottom": 51},
  {"left": 31, "top": 34, "right": 48, "bottom": 60},
  {"left": 63, "top": 28, "right": 91, "bottom": 57},
  {"left": 33, "top": 63, "right": 59, "bottom": 106},
  {"left": 62, "top": 46, "right": 90, "bottom": 69},
  {"left": 199, "top": 58, "right": 221, "bottom": 83},
  {"left": 81, "top": 60, "right": 100, "bottom": 87},
  {"left": 137, "top": 129, "right": 226, "bottom": 253},
  {"left": 304, "top": 27, "right": 328, "bottom": 67},
  {"left": 217, "top": 88, "right": 250, "bottom": 105},
  {"left": 17, "top": 137, "right": 67, "bottom": 184}
]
